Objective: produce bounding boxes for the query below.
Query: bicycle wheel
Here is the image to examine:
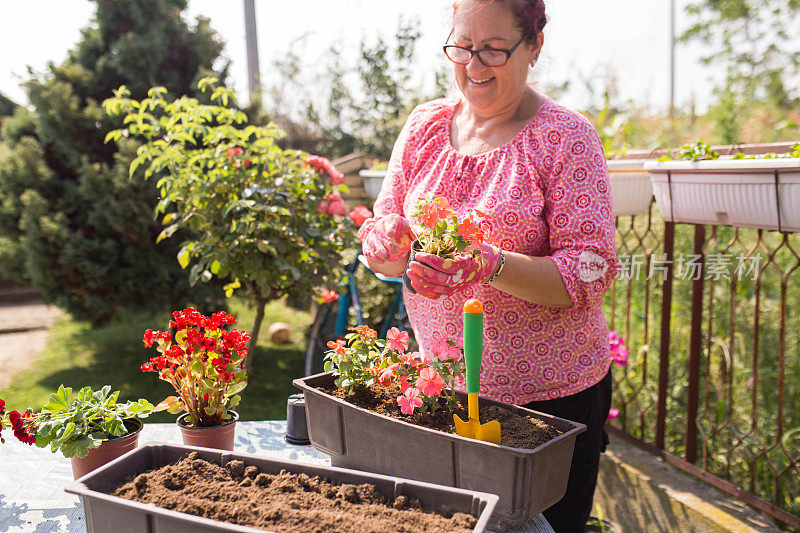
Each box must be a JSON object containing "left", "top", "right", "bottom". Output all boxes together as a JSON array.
[{"left": 304, "top": 301, "right": 345, "bottom": 376}]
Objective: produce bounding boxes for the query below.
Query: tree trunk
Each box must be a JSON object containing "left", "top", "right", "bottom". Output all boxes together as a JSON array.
[{"left": 245, "top": 297, "right": 267, "bottom": 373}]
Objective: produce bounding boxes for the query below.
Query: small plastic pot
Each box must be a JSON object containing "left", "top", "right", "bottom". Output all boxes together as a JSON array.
[
  {"left": 284, "top": 393, "right": 310, "bottom": 445},
  {"left": 71, "top": 418, "right": 143, "bottom": 480},
  {"left": 177, "top": 410, "right": 238, "bottom": 451}
]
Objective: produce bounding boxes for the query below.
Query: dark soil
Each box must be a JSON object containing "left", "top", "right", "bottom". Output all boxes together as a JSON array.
[
  {"left": 322, "top": 380, "right": 562, "bottom": 449},
  {"left": 112, "top": 452, "right": 478, "bottom": 533}
]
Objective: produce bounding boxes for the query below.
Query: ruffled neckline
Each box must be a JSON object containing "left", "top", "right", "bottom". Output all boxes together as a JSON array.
[{"left": 441, "top": 93, "right": 553, "bottom": 159}]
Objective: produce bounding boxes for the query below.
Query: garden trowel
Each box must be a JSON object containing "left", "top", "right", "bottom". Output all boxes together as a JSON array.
[{"left": 454, "top": 299, "right": 501, "bottom": 444}]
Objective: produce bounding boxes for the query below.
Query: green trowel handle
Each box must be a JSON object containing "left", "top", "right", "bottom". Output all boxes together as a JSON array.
[{"left": 463, "top": 302, "right": 483, "bottom": 394}]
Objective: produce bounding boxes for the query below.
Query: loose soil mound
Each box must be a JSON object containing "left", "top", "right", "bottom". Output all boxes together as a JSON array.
[
  {"left": 324, "top": 381, "right": 562, "bottom": 449},
  {"left": 112, "top": 452, "right": 478, "bottom": 533}
]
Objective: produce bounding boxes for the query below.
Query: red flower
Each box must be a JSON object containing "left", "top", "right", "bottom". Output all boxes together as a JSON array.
[
  {"left": 225, "top": 147, "right": 243, "bottom": 158},
  {"left": 456, "top": 215, "right": 484, "bottom": 244},
  {"left": 417, "top": 197, "right": 453, "bottom": 229},
  {"left": 0, "top": 399, "right": 5, "bottom": 416},
  {"left": 9, "top": 410, "right": 36, "bottom": 445},
  {"left": 321, "top": 288, "right": 339, "bottom": 303},
  {"left": 348, "top": 205, "right": 373, "bottom": 226}
]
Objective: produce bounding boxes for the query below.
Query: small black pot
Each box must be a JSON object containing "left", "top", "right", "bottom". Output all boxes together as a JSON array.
[
  {"left": 402, "top": 240, "right": 424, "bottom": 294},
  {"left": 284, "top": 393, "right": 310, "bottom": 445}
]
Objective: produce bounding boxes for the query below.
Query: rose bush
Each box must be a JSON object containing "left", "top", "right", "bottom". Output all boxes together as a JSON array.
[
  {"left": 142, "top": 307, "right": 249, "bottom": 428},
  {"left": 103, "top": 78, "right": 370, "bottom": 369},
  {"left": 324, "top": 325, "right": 464, "bottom": 416}
]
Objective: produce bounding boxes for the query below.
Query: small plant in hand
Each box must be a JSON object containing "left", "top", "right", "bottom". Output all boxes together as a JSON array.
[
  {"left": 411, "top": 194, "right": 487, "bottom": 260},
  {"left": 142, "top": 307, "right": 249, "bottom": 428},
  {"left": 324, "top": 325, "right": 465, "bottom": 416},
  {"left": 0, "top": 386, "right": 153, "bottom": 457}
]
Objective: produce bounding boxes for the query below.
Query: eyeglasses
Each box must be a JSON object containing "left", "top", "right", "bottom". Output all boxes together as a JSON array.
[{"left": 443, "top": 29, "right": 533, "bottom": 67}]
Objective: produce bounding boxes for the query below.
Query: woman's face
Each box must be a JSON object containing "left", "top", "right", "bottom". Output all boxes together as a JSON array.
[{"left": 451, "top": 0, "right": 540, "bottom": 117}]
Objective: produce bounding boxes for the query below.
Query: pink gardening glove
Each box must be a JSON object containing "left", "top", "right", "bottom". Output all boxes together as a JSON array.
[
  {"left": 359, "top": 214, "right": 416, "bottom": 264},
  {"left": 406, "top": 244, "right": 501, "bottom": 298}
]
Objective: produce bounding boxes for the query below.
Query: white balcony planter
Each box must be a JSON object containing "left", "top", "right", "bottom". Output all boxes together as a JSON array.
[
  {"left": 359, "top": 169, "right": 386, "bottom": 201},
  {"left": 607, "top": 159, "right": 654, "bottom": 216},
  {"left": 644, "top": 159, "right": 800, "bottom": 232}
]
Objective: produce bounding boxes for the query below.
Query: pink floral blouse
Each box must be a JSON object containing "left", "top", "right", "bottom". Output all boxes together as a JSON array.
[{"left": 372, "top": 95, "right": 619, "bottom": 404}]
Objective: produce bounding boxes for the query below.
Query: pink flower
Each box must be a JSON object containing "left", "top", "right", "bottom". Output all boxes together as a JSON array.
[
  {"left": 609, "top": 331, "right": 630, "bottom": 366},
  {"left": 397, "top": 387, "right": 423, "bottom": 415},
  {"left": 348, "top": 205, "right": 373, "bottom": 226},
  {"left": 431, "top": 339, "right": 463, "bottom": 361},
  {"left": 607, "top": 408, "right": 619, "bottom": 420},
  {"left": 305, "top": 154, "right": 344, "bottom": 185},
  {"left": 400, "top": 351, "right": 422, "bottom": 367},
  {"left": 415, "top": 366, "right": 445, "bottom": 398},
  {"left": 317, "top": 194, "right": 347, "bottom": 216},
  {"left": 398, "top": 375, "right": 410, "bottom": 393},
  {"left": 386, "top": 327, "right": 409, "bottom": 352},
  {"left": 378, "top": 365, "right": 396, "bottom": 387}
]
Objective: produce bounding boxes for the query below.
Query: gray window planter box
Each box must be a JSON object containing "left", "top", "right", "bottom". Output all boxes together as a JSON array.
[{"left": 294, "top": 372, "right": 586, "bottom": 532}]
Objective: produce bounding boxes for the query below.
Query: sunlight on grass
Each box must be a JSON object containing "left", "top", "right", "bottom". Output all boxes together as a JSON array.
[{"left": 0, "top": 298, "right": 312, "bottom": 422}]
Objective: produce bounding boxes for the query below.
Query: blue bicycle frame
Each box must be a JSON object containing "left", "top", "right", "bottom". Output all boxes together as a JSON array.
[{"left": 333, "top": 254, "right": 406, "bottom": 339}]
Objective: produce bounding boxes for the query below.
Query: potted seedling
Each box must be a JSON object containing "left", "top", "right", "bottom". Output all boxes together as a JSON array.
[{"left": 1, "top": 385, "right": 153, "bottom": 479}]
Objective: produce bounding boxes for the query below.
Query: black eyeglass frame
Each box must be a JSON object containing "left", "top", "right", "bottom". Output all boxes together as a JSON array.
[{"left": 442, "top": 28, "right": 534, "bottom": 67}]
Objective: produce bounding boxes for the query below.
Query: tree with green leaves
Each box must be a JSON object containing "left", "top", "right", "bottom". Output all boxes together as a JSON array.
[
  {"left": 304, "top": 16, "right": 448, "bottom": 159},
  {"left": 681, "top": 0, "right": 800, "bottom": 143},
  {"left": 0, "top": 0, "right": 226, "bottom": 323},
  {"left": 104, "top": 79, "right": 360, "bottom": 370}
]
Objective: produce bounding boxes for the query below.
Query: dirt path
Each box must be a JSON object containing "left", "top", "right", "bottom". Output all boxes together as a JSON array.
[{"left": 0, "top": 301, "right": 62, "bottom": 389}]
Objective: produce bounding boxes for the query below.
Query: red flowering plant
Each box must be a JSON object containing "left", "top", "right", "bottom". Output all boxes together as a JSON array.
[
  {"left": 104, "top": 78, "right": 371, "bottom": 371},
  {"left": 1, "top": 397, "right": 39, "bottom": 446},
  {"left": 141, "top": 307, "right": 250, "bottom": 427},
  {"left": 411, "top": 194, "right": 487, "bottom": 260},
  {"left": 324, "top": 325, "right": 465, "bottom": 416}
]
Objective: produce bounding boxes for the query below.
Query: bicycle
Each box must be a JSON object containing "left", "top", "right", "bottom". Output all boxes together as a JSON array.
[{"left": 304, "top": 254, "right": 415, "bottom": 376}]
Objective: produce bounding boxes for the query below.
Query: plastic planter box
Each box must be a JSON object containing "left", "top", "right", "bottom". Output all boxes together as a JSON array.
[
  {"left": 294, "top": 372, "right": 586, "bottom": 532},
  {"left": 359, "top": 169, "right": 386, "bottom": 201},
  {"left": 645, "top": 158, "right": 800, "bottom": 232},
  {"left": 65, "top": 442, "right": 499, "bottom": 533},
  {"left": 607, "top": 159, "right": 654, "bottom": 216}
]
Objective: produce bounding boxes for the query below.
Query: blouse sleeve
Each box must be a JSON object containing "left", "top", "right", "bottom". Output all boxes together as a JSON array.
[
  {"left": 543, "top": 119, "right": 619, "bottom": 309},
  {"left": 371, "top": 105, "right": 424, "bottom": 218}
]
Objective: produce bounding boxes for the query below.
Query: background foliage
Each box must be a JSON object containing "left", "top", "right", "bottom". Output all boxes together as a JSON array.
[{"left": 0, "top": 0, "right": 226, "bottom": 324}]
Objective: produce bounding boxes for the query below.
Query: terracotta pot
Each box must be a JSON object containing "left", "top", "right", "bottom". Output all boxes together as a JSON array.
[
  {"left": 177, "top": 410, "right": 238, "bottom": 451},
  {"left": 294, "top": 372, "right": 586, "bottom": 532},
  {"left": 70, "top": 418, "right": 143, "bottom": 480}
]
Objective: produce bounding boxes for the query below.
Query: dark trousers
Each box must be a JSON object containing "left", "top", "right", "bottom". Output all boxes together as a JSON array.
[{"left": 522, "top": 369, "right": 612, "bottom": 533}]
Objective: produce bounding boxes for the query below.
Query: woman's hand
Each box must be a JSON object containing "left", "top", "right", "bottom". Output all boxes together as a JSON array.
[
  {"left": 406, "top": 244, "right": 501, "bottom": 298},
  {"left": 359, "top": 214, "right": 416, "bottom": 264}
]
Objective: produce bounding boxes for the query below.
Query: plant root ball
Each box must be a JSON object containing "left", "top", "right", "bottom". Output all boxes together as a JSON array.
[{"left": 268, "top": 322, "right": 292, "bottom": 344}]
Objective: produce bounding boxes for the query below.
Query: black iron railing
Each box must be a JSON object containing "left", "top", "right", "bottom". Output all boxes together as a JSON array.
[{"left": 605, "top": 147, "right": 800, "bottom": 529}]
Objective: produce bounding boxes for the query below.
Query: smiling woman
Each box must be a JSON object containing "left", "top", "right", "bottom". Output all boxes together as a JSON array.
[{"left": 358, "top": 1, "right": 619, "bottom": 531}]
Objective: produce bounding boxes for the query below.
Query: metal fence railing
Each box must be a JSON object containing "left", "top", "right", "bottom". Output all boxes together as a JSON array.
[{"left": 605, "top": 167, "right": 800, "bottom": 529}]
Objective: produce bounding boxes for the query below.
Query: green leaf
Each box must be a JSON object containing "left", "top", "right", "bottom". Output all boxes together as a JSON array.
[
  {"left": 177, "top": 246, "right": 190, "bottom": 269},
  {"left": 226, "top": 381, "right": 246, "bottom": 396},
  {"left": 129, "top": 157, "right": 142, "bottom": 179}
]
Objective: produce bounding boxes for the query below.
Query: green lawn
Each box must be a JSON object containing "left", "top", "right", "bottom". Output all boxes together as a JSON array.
[{"left": 0, "top": 298, "right": 312, "bottom": 422}]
